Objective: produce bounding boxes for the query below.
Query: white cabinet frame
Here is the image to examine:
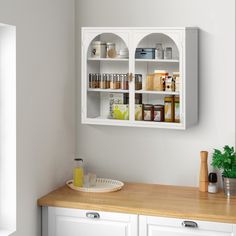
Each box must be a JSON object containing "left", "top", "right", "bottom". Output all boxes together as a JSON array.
[{"left": 81, "top": 27, "right": 198, "bottom": 129}]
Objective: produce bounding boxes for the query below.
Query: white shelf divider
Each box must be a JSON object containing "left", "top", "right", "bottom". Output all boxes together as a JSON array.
[
  {"left": 135, "top": 90, "right": 179, "bottom": 95},
  {"left": 88, "top": 57, "right": 129, "bottom": 62},
  {"left": 135, "top": 59, "right": 179, "bottom": 63},
  {"left": 88, "top": 88, "right": 129, "bottom": 93}
]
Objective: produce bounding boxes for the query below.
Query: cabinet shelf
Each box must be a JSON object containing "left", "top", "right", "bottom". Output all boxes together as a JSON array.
[
  {"left": 88, "top": 57, "right": 129, "bottom": 62},
  {"left": 135, "top": 59, "right": 179, "bottom": 63},
  {"left": 84, "top": 117, "right": 183, "bottom": 129},
  {"left": 88, "top": 88, "right": 129, "bottom": 93},
  {"left": 135, "top": 90, "right": 179, "bottom": 95}
]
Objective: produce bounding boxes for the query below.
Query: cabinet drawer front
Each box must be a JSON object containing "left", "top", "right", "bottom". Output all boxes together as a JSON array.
[
  {"left": 48, "top": 207, "right": 137, "bottom": 236},
  {"left": 139, "top": 215, "right": 234, "bottom": 236},
  {"left": 49, "top": 207, "right": 134, "bottom": 222}
]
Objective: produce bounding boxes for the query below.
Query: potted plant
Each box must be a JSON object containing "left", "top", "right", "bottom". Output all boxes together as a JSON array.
[{"left": 211, "top": 145, "right": 236, "bottom": 197}]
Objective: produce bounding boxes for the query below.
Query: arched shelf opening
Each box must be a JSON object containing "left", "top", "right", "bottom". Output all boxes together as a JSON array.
[
  {"left": 85, "top": 33, "right": 130, "bottom": 121},
  {"left": 134, "top": 33, "right": 181, "bottom": 124}
]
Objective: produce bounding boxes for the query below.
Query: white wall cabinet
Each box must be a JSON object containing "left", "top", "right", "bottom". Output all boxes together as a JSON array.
[
  {"left": 139, "top": 215, "right": 236, "bottom": 236},
  {"left": 81, "top": 27, "right": 198, "bottom": 129},
  {"left": 44, "top": 207, "right": 138, "bottom": 236},
  {"left": 43, "top": 207, "right": 236, "bottom": 236}
]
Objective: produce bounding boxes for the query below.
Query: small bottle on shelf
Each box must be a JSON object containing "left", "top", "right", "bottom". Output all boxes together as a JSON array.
[{"left": 208, "top": 173, "right": 218, "bottom": 193}]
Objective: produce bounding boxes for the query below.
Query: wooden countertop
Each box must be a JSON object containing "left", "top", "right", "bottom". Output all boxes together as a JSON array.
[{"left": 38, "top": 182, "right": 236, "bottom": 224}]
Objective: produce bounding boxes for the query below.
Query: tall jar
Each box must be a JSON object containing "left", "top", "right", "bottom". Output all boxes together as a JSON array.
[
  {"left": 155, "top": 43, "right": 164, "bottom": 59},
  {"left": 174, "top": 96, "right": 180, "bottom": 123},
  {"left": 145, "top": 74, "right": 154, "bottom": 91},
  {"left": 164, "top": 96, "right": 174, "bottom": 122},
  {"left": 173, "top": 72, "right": 180, "bottom": 92},
  {"left": 164, "top": 47, "right": 172, "bottom": 60},
  {"left": 135, "top": 74, "right": 142, "bottom": 90},
  {"left": 153, "top": 70, "right": 168, "bottom": 91},
  {"left": 91, "top": 41, "right": 106, "bottom": 58}
]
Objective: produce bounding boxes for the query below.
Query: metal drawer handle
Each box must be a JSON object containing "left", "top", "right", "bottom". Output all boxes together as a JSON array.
[
  {"left": 86, "top": 212, "right": 100, "bottom": 219},
  {"left": 182, "top": 221, "right": 198, "bottom": 228}
]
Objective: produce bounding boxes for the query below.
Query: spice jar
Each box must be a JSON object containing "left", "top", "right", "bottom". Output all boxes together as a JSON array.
[
  {"left": 106, "top": 42, "right": 116, "bottom": 58},
  {"left": 88, "top": 74, "right": 92, "bottom": 88},
  {"left": 91, "top": 41, "right": 106, "bottom": 58},
  {"left": 153, "top": 70, "right": 168, "bottom": 91},
  {"left": 174, "top": 96, "right": 180, "bottom": 123},
  {"left": 105, "top": 74, "right": 110, "bottom": 89},
  {"left": 135, "top": 74, "right": 142, "bottom": 90},
  {"left": 164, "top": 96, "right": 174, "bottom": 122},
  {"left": 145, "top": 74, "right": 154, "bottom": 91},
  {"left": 124, "top": 74, "right": 129, "bottom": 90},
  {"left": 154, "top": 105, "right": 164, "bottom": 122},
  {"left": 116, "top": 74, "right": 121, "bottom": 89},
  {"left": 143, "top": 104, "right": 154, "bottom": 121},
  {"left": 100, "top": 74, "right": 106, "bottom": 89},
  {"left": 110, "top": 74, "right": 115, "bottom": 89},
  {"left": 91, "top": 74, "right": 98, "bottom": 88},
  {"left": 97, "top": 73, "right": 101, "bottom": 88},
  {"left": 120, "top": 74, "right": 129, "bottom": 90},
  {"left": 164, "top": 47, "right": 172, "bottom": 60}
]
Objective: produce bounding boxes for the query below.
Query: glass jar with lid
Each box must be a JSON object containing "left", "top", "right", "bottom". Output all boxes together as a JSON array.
[
  {"left": 164, "top": 47, "right": 172, "bottom": 60},
  {"left": 106, "top": 42, "right": 116, "bottom": 58},
  {"left": 91, "top": 41, "right": 106, "bottom": 58},
  {"left": 143, "top": 104, "right": 154, "bottom": 121},
  {"left": 154, "top": 105, "right": 164, "bottom": 122}
]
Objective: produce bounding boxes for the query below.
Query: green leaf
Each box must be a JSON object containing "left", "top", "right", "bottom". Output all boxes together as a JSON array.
[{"left": 211, "top": 145, "right": 236, "bottom": 178}]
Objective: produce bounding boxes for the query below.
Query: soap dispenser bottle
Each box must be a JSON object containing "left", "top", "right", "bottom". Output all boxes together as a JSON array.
[{"left": 73, "top": 158, "right": 84, "bottom": 187}]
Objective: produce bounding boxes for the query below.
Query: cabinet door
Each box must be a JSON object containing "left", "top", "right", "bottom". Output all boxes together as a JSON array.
[
  {"left": 132, "top": 29, "right": 184, "bottom": 129},
  {"left": 139, "top": 215, "right": 234, "bottom": 236},
  {"left": 81, "top": 28, "right": 132, "bottom": 126},
  {"left": 47, "top": 207, "right": 137, "bottom": 236}
]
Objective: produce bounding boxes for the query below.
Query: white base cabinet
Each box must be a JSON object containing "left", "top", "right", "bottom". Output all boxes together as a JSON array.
[
  {"left": 44, "top": 207, "right": 138, "bottom": 236},
  {"left": 43, "top": 207, "right": 236, "bottom": 236},
  {"left": 139, "top": 215, "right": 236, "bottom": 236}
]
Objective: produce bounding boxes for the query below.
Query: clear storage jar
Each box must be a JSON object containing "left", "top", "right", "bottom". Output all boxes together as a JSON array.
[{"left": 91, "top": 41, "right": 106, "bottom": 58}]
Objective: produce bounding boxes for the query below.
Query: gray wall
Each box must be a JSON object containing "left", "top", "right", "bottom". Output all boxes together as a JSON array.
[
  {"left": 0, "top": 0, "right": 75, "bottom": 235},
  {"left": 76, "top": 0, "right": 235, "bottom": 186}
]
